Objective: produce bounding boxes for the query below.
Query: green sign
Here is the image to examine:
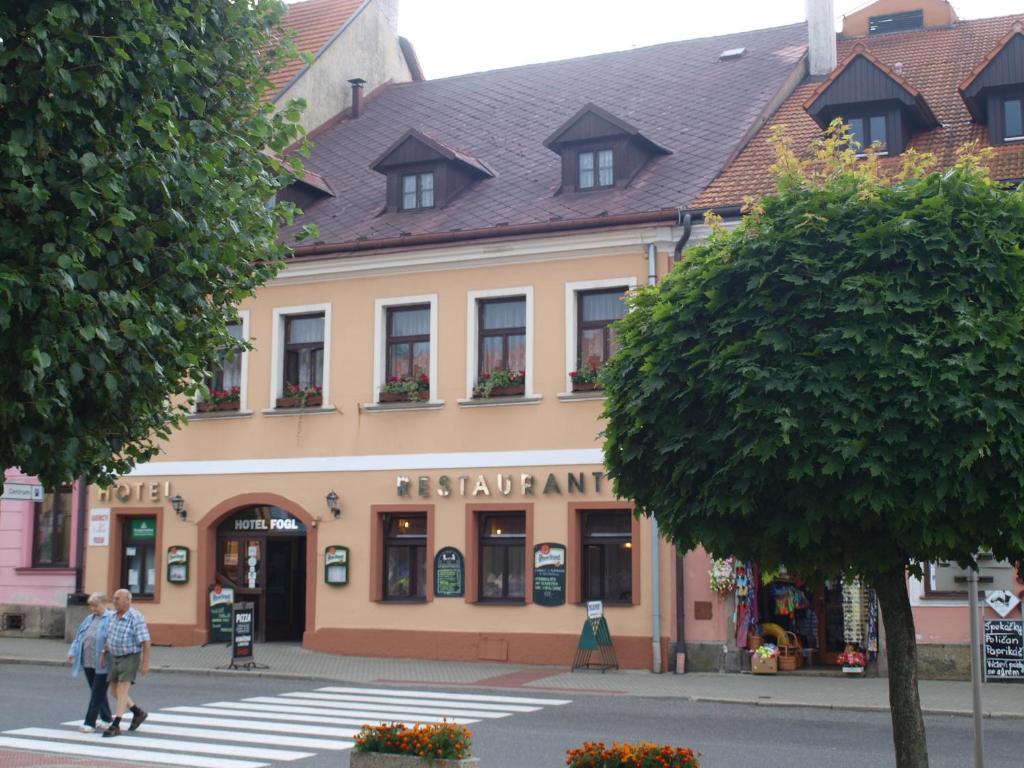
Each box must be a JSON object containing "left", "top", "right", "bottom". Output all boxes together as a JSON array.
[
  {"left": 208, "top": 584, "right": 234, "bottom": 644},
  {"left": 571, "top": 616, "right": 618, "bottom": 671},
  {"left": 130, "top": 518, "right": 156, "bottom": 540},
  {"left": 532, "top": 542, "right": 566, "bottom": 607},
  {"left": 434, "top": 547, "right": 464, "bottom": 598}
]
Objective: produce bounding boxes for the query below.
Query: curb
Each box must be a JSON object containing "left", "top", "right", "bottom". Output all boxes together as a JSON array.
[{"left": 3, "top": 656, "right": 1022, "bottom": 720}]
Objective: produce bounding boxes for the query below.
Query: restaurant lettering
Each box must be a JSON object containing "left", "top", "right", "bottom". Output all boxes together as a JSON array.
[{"left": 397, "top": 471, "right": 606, "bottom": 498}]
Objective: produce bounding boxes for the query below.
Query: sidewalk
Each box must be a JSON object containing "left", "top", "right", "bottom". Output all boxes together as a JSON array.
[{"left": 2, "top": 636, "right": 1021, "bottom": 719}]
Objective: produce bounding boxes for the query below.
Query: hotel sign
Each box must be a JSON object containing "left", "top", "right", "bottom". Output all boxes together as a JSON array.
[{"left": 397, "top": 471, "right": 608, "bottom": 499}]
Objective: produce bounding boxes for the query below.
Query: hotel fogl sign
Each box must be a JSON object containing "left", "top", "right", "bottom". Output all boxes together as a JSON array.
[{"left": 396, "top": 470, "right": 608, "bottom": 499}]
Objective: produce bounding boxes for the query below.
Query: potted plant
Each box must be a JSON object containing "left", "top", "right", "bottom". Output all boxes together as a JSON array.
[
  {"left": 196, "top": 386, "right": 241, "bottom": 412},
  {"left": 567, "top": 741, "right": 700, "bottom": 768},
  {"left": 472, "top": 368, "right": 525, "bottom": 398},
  {"left": 838, "top": 646, "right": 867, "bottom": 675},
  {"left": 351, "top": 722, "right": 478, "bottom": 767},
  {"left": 276, "top": 383, "right": 323, "bottom": 409},
  {"left": 569, "top": 362, "right": 602, "bottom": 392},
  {"left": 380, "top": 374, "right": 429, "bottom": 403}
]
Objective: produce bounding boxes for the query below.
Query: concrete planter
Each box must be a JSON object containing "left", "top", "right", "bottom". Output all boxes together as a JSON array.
[{"left": 350, "top": 753, "right": 479, "bottom": 768}]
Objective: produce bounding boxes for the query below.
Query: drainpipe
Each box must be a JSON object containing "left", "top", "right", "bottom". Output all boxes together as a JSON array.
[
  {"left": 673, "top": 212, "right": 692, "bottom": 262},
  {"left": 74, "top": 476, "right": 86, "bottom": 595},
  {"left": 647, "top": 243, "right": 662, "bottom": 673}
]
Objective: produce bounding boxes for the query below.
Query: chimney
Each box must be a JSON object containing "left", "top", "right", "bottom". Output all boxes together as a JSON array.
[
  {"left": 806, "top": 0, "right": 837, "bottom": 77},
  {"left": 348, "top": 78, "right": 366, "bottom": 118},
  {"left": 379, "top": 0, "right": 400, "bottom": 38}
]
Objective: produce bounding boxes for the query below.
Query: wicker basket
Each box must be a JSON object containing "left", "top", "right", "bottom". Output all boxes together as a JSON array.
[
  {"left": 747, "top": 634, "right": 764, "bottom": 651},
  {"left": 777, "top": 631, "right": 802, "bottom": 671}
]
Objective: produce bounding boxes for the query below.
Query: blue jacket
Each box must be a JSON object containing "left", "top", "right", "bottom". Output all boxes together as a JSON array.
[{"left": 67, "top": 609, "right": 114, "bottom": 676}]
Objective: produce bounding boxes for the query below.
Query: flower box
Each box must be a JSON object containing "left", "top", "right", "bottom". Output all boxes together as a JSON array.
[
  {"left": 474, "top": 384, "right": 525, "bottom": 399},
  {"left": 350, "top": 754, "right": 479, "bottom": 768},
  {"left": 275, "top": 394, "right": 322, "bottom": 409},
  {"left": 379, "top": 392, "right": 427, "bottom": 404},
  {"left": 196, "top": 401, "right": 240, "bottom": 413},
  {"left": 571, "top": 381, "right": 601, "bottom": 392},
  {"left": 751, "top": 654, "right": 778, "bottom": 675}
]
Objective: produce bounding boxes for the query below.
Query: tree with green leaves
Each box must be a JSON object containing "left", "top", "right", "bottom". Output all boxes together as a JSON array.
[
  {"left": 602, "top": 127, "right": 1024, "bottom": 768},
  {"left": 0, "top": 1, "right": 308, "bottom": 487}
]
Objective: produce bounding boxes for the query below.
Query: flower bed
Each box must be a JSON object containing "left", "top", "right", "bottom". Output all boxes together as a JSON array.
[
  {"left": 566, "top": 741, "right": 700, "bottom": 768},
  {"left": 351, "top": 722, "right": 476, "bottom": 767}
]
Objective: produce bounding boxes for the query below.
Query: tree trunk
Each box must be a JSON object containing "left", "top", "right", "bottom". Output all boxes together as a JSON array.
[{"left": 873, "top": 565, "right": 929, "bottom": 768}]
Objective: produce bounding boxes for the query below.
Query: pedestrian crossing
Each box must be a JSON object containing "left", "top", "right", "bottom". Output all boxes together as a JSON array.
[{"left": 1, "top": 684, "right": 572, "bottom": 767}]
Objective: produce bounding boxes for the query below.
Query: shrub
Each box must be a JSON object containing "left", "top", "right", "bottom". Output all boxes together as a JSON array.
[
  {"left": 566, "top": 741, "right": 700, "bottom": 768},
  {"left": 354, "top": 722, "right": 473, "bottom": 760}
]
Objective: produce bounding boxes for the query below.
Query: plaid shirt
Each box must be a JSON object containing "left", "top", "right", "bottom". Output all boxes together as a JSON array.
[{"left": 104, "top": 607, "right": 151, "bottom": 657}]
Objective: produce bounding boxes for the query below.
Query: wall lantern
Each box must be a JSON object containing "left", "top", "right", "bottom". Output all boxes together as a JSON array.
[
  {"left": 326, "top": 490, "right": 341, "bottom": 519},
  {"left": 169, "top": 494, "right": 186, "bottom": 521}
]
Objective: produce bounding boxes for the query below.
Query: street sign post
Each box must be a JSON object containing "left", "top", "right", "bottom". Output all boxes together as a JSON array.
[{"left": 0, "top": 483, "right": 43, "bottom": 502}]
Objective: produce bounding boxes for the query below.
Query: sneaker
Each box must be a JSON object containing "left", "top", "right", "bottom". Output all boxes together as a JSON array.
[
  {"left": 95, "top": 721, "right": 111, "bottom": 732},
  {"left": 78, "top": 725, "right": 93, "bottom": 733},
  {"left": 101, "top": 723, "right": 120, "bottom": 738},
  {"left": 128, "top": 709, "right": 147, "bottom": 731}
]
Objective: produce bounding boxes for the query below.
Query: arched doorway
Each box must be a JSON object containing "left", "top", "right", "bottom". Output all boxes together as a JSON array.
[{"left": 215, "top": 506, "right": 306, "bottom": 642}]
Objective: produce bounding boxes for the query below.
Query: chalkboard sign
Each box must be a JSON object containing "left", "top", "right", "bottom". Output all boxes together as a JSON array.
[
  {"left": 208, "top": 584, "right": 234, "bottom": 644},
  {"left": 232, "top": 601, "right": 255, "bottom": 666},
  {"left": 984, "top": 619, "right": 1024, "bottom": 680},
  {"left": 434, "top": 547, "right": 464, "bottom": 598},
  {"left": 533, "top": 542, "right": 566, "bottom": 607}
]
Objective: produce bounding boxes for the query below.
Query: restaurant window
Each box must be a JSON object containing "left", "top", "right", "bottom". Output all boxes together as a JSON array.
[
  {"left": 577, "top": 288, "right": 627, "bottom": 371},
  {"left": 32, "top": 488, "right": 72, "bottom": 567},
  {"left": 1004, "top": 98, "right": 1023, "bottom": 142},
  {"left": 846, "top": 114, "right": 888, "bottom": 154},
  {"left": 283, "top": 313, "right": 325, "bottom": 392},
  {"left": 121, "top": 517, "right": 157, "bottom": 598},
  {"left": 401, "top": 172, "right": 435, "bottom": 210},
  {"left": 581, "top": 511, "right": 633, "bottom": 604},
  {"left": 383, "top": 514, "right": 427, "bottom": 600},
  {"left": 386, "top": 305, "right": 431, "bottom": 380},
  {"left": 577, "top": 149, "right": 614, "bottom": 190},
  {"left": 478, "top": 297, "right": 526, "bottom": 378},
  {"left": 479, "top": 513, "right": 526, "bottom": 601}
]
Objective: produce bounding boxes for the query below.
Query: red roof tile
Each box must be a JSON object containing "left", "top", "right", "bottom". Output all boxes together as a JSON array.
[
  {"left": 267, "top": 0, "right": 366, "bottom": 99},
  {"left": 694, "top": 14, "right": 1024, "bottom": 211}
]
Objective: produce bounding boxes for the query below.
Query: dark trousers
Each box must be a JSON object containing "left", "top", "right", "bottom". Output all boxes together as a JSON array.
[{"left": 83, "top": 667, "right": 112, "bottom": 726}]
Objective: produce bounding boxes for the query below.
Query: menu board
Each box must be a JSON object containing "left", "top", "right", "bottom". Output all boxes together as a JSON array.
[
  {"left": 533, "top": 542, "right": 566, "bottom": 607},
  {"left": 434, "top": 547, "right": 464, "bottom": 598},
  {"left": 232, "top": 601, "right": 255, "bottom": 663},
  {"left": 983, "top": 619, "right": 1023, "bottom": 679},
  {"left": 208, "top": 584, "right": 234, "bottom": 643}
]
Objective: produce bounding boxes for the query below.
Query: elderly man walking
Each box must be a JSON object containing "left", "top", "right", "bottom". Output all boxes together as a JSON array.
[{"left": 100, "top": 589, "right": 151, "bottom": 737}]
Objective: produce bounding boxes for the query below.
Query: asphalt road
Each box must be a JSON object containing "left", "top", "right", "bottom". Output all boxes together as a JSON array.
[{"left": 0, "top": 664, "right": 1019, "bottom": 768}]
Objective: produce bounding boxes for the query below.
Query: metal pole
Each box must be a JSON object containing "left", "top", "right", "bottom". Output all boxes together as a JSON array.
[
  {"left": 967, "top": 567, "right": 984, "bottom": 768},
  {"left": 647, "top": 243, "right": 662, "bottom": 674}
]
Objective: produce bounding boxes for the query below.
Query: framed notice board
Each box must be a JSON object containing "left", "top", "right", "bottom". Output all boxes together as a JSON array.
[
  {"left": 983, "top": 619, "right": 1024, "bottom": 680},
  {"left": 434, "top": 547, "right": 464, "bottom": 598},
  {"left": 208, "top": 584, "right": 234, "bottom": 644},
  {"left": 532, "top": 542, "right": 566, "bottom": 607},
  {"left": 325, "top": 546, "right": 349, "bottom": 585}
]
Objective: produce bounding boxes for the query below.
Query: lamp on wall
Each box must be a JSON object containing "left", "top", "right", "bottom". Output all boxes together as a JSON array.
[
  {"left": 169, "top": 494, "right": 186, "bottom": 521},
  {"left": 326, "top": 490, "right": 340, "bottom": 519}
]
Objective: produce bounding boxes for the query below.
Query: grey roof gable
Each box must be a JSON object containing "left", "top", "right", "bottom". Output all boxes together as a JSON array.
[{"left": 284, "top": 23, "right": 808, "bottom": 252}]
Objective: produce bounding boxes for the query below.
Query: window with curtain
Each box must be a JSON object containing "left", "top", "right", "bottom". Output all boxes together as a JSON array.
[
  {"left": 577, "top": 149, "right": 614, "bottom": 189},
  {"left": 386, "top": 305, "right": 430, "bottom": 379},
  {"left": 581, "top": 511, "right": 632, "bottom": 604},
  {"left": 577, "top": 288, "right": 627, "bottom": 370},
  {"left": 1004, "top": 98, "right": 1023, "bottom": 141},
  {"left": 846, "top": 114, "right": 888, "bottom": 153},
  {"left": 283, "top": 314, "right": 325, "bottom": 390},
  {"left": 478, "top": 297, "right": 526, "bottom": 376},
  {"left": 32, "top": 488, "right": 72, "bottom": 567},
  {"left": 401, "top": 172, "right": 435, "bottom": 210},
  {"left": 383, "top": 514, "right": 427, "bottom": 600},
  {"left": 479, "top": 513, "right": 525, "bottom": 601}
]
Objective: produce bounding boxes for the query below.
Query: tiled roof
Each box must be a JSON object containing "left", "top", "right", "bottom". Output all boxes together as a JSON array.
[
  {"left": 694, "top": 14, "right": 1024, "bottom": 210},
  {"left": 283, "top": 24, "right": 808, "bottom": 250},
  {"left": 267, "top": 0, "right": 366, "bottom": 99}
]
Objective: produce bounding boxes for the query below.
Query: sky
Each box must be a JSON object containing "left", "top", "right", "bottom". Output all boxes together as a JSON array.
[{"left": 395, "top": 0, "right": 1023, "bottom": 79}]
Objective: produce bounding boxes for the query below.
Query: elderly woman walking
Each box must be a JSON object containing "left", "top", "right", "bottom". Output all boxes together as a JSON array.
[{"left": 65, "top": 592, "right": 114, "bottom": 732}]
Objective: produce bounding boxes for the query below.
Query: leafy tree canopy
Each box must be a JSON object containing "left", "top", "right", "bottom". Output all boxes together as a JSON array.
[
  {"left": 0, "top": 1, "right": 309, "bottom": 486},
  {"left": 602, "top": 126, "right": 1024, "bottom": 582}
]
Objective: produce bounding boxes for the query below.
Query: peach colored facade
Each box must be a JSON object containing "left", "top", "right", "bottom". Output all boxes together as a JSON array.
[{"left": 83, "top": 226, "right": 698, "bottom": 669}]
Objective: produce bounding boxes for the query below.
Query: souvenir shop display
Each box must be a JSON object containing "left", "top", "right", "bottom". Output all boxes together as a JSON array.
[
  {"left": 751, "top": 643, "right": 779, "bottom": 675},
  {"left": 709, "top": 557, "right": 737, "bottom": 599}
]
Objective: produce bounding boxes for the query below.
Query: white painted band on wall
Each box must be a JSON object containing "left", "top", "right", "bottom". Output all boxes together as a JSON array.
[{"left": 126, "top": 448, "right": 606, "bottom": 477}]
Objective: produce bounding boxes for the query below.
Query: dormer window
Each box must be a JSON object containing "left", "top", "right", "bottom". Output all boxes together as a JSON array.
[
  {"left": 578, "top": 149, "right": 614, "bottom": 190},
  {"left": 1003, "top": 97, "right": 1023, "bottom": 142},
  {"left": 545, "top": 103, "right": 671, "bottom": 195},
  {"left": 847, "top": 114, "right": 888, "bottom": 154},
  {"left": 958, "top": 24, "right": 1024, "bottom": 146},
  {"left": 402, "top": 172, "right": 435, "bottom": 210},
  {"left": 371, "top": 129, "right": 493, "bottom": 213}
]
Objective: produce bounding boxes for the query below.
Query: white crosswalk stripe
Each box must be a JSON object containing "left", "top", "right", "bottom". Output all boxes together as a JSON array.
[{"left": 4, "top": 683, "right": 571, "bottom": 767}]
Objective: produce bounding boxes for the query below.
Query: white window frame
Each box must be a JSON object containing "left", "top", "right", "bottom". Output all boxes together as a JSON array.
[
  {"left": 270, "top": 303, "right": 332, "bottom": 409},
  {"left": 193, "top": 310, "right": 250, "bottom": 414},
  {"left": 465, "top": 287, "right": 534, "bottom": 399},
  {"left": 564, "top": 277, "right": 637, "bottom": 393},
  {"left": 374, "top": 294, "right": 439, "bottom": 403}
]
